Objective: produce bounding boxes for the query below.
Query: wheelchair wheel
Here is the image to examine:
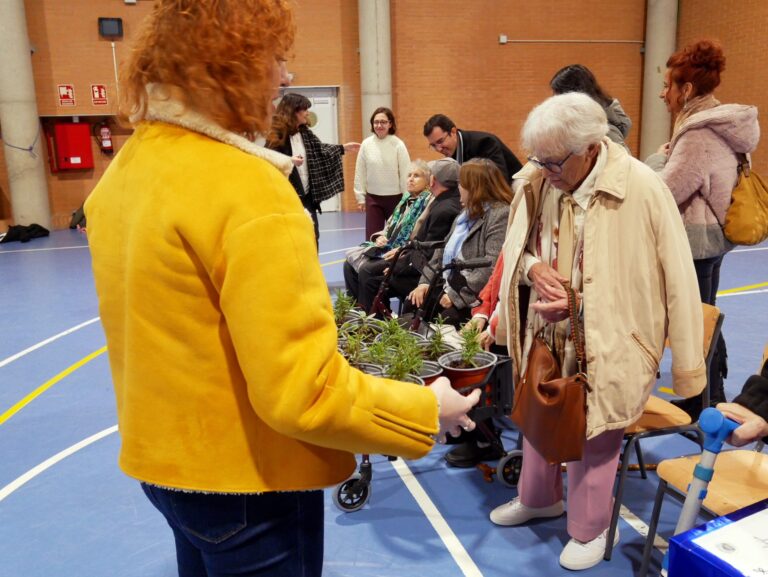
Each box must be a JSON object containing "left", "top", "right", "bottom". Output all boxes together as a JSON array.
[
  {"left": 332, "top": 473, "right": 371, "bottom": 512},
  {"left": 497, "top": 450, "right": 523, "bottom": 488}
]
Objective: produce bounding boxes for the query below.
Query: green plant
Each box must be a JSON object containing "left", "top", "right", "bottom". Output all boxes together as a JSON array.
[
  {"left": 347, "top": 315, "right": 386, "bottom": 345},
  {"left": 333, "top": 290, "right": 358, "bottom": 327},
  {"left": 383, "top": 333, "right": 423, "bottom": 381},
  {"left": 340, "top": 331, "right": 366, "bottom": 365},
  {"left": 424, "top": 314, "right": 452, "bottom": 361},
  {"left": 458, "top": 322, "right": 483, "bottom": 368},
  {"left": 363, "top": 339, "right": 390, "bottom": 366}
]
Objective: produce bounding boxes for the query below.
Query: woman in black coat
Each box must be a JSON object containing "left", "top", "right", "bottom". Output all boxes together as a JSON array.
[{"left": 266, "top": 93, "right": 359, "bottom": 241}]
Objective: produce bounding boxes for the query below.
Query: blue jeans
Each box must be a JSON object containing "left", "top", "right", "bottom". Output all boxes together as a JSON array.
[{"left": 141, "top": 484, "right": 324, "bottom": 577}]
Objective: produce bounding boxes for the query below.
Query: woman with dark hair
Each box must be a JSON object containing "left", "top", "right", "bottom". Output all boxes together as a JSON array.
[
  {"left": 550, "top": 64, "right": 632, "bottom": 147},
  {"left": 267, "top": 92, "right": 359, "bottom": 242},
  {"left": 354, "top": 106, "right": 411, "bottom": 238},
  {"left": 646, "top": 39, "right": 760, "bottom": 417},
  {"left": 408, "top": 158, "right": 511, "bottom": 327}
]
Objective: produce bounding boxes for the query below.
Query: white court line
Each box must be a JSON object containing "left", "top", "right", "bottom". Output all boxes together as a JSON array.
[
  {"left": 0, "top": 317, "right": 101, "bottom": 369},
  {"left": 390, "top": 459, "right": 484, "bottom": 577},
  {"left": 0, "top": 425, "right": 118, "bottom": 503},
  {"left": 0, "top": 245, "right": 88, "bottom": 254},
  {"left": 319, "top": 227, "right": 365, "bottom": 233},
  {"left": 717, "top": 288, "right": 768, "bottom": 298},
  {"left": 392, "top": 458, "right": 671, "bottom": 570},
  {"left": 319, "top": 246, "right": 357, "bottom": 256},
  {"left": 619, "top": 504, "right": 669, "bottom": 554}
]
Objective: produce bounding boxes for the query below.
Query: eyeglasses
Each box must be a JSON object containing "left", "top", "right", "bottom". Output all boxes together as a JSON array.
[
  {"left": 527, "top": 151, "right": 573, "bottom": 174},
  {"left": 428, "top": 131, "right": 452, "bottom": 150},
  {"left": 372, "top": 120, "right": 390, "bottom": 126}
]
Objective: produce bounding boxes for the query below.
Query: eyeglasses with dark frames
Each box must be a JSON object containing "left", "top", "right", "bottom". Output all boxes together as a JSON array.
[
  {"left": 428, "top": 131, "right": 452, "bottom": 150},
  {"left": 527, "top": 151, "right": 573, "bottom": 174}
]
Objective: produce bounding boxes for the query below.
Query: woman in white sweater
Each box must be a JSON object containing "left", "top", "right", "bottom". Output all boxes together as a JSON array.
[{"left": 354, "top": 107, "right": 411, "bottom": 238}]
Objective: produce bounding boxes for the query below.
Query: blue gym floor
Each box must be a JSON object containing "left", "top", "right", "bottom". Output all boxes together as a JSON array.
[{"left": 1, "top": 211, "right": 766, "bottom": 577}]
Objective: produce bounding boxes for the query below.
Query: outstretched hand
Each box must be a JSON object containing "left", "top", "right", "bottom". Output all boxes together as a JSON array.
[{"left": 428, "top": 377, "right": 482, "bottom": 442}]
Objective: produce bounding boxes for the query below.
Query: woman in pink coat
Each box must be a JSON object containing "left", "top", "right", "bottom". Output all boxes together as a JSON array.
[{"left": 646, "top": 39, "right": 760, "bottom": 417}]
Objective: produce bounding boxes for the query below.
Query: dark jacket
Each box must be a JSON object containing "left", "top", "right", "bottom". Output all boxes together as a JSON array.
[
  {"left": 388, "top": 188, "right": 462, "bottom": 292},
  {"left": 420, "top": 202, "right": 510, "bottom": 310},
  {"left": 733, "top": 359, "right": 768, "bottom": 442},
  {"left": 454, "top": 130, "right": 523, "bottom": 183}
]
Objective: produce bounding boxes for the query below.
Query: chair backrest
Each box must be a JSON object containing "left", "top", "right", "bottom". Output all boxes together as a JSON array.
[
  {"left": 701, "top": 303, "right": 725, "bottom": 408},
  {"left": 701, "top": 303, "right": 723, "bottom": 359}
]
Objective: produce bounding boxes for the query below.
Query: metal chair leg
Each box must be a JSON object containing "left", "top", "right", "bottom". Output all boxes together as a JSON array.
[
  {"left": 605, "top": 434, "right": 636, "bottom": 560},
  {"left": 635, "top": 440, "right": 647, "bottom": 479},
  {"left": 639, "top": 479, "right": 668, "bottom": 577}
]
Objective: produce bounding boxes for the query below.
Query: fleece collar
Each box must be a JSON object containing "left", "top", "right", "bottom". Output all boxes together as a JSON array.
[{"left": 139, "top": 84, "right": 294, "bottom": 177}]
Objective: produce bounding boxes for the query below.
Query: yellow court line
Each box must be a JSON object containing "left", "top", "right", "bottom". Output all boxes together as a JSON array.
[
  {"left": 321, "top": 258, "right": 346, "bottom": 267},
  {"left": 0, "top": 346, "right": 107, "bottom": 426},
  {"left": 717, "top": 281, "right": 768, "bottom": 295}
]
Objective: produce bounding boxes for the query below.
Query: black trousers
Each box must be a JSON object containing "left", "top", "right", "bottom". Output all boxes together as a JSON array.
[{"left": 344, "top": 258, "right": 390, "bottom": 312}]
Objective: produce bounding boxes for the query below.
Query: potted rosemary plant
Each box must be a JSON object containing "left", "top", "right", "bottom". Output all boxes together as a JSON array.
[{"left": 438, "top": 323, "right": 496, "bottom": 392}]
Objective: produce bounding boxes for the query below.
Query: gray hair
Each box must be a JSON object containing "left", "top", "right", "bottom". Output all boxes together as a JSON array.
[
  {"left": 521, "top": 92, "right": 609, "bottom": 159},
  {"left": 409, "top": 158, "right": 431, "bottom": 180}
]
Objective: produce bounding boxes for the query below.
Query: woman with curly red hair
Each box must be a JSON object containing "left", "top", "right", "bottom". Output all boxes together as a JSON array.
[
  {"left": 646, "top": 39, "right": 760, "bottom": 417},
  {"left": 85, "top": 1, "right": 479, "bottom": 575}
]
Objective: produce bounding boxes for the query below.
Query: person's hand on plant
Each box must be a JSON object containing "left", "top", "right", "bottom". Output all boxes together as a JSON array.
[
  {"left": 462, "top": 317, "right": 487, "bottom": 333},
  {"left": 528, "top": 262, "right": 568, "bottom": 303},
  {"left": 478, "top": 330, "right": 495, "bottom": 351},
  {"left": 716, "top": 402, "right": 768, "bottom": 446},
  {"left": 428, "top": 377, "right": 482, "bottom": 442},
  {"left": 439, "top": 293, "right": 452, "bottom": 309},
  {"left": 408, "top": 284, "right": 429, "bottom": 307}
]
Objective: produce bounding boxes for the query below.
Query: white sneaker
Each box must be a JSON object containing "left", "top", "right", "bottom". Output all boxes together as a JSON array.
[
  {"left": 559, "top": 527, "right": 620, "bottom": 571},
  {"left": 489, "top": 496, "right": 565, "bottom": 526}
]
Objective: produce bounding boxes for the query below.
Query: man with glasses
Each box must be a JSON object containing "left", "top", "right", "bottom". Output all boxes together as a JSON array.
[{"left": 423, "top": 114, "right": 522, "bottom": 183}]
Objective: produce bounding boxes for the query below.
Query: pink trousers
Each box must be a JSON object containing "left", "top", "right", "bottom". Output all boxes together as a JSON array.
[{"left": 517, "top": 428, "right": 625, "bottom": 542}]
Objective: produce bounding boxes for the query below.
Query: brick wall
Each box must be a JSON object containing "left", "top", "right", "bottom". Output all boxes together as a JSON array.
[
  {"left": 391, "top": 1, "right": 646, "bottom": 168},
  {"left": 289, "top": 0, "right": 361, "bottom": 212},
  {"left": 678, "top": 0, "right": 767, "bottom": 173},
  {"left": 1, "top": 1, "right": 765, "bottom": 227}
]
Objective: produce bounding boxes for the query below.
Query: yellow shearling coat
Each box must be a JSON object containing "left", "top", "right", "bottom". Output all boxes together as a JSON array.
[{"left": 85, "top": 93, "right": 438, "bottom": 493}]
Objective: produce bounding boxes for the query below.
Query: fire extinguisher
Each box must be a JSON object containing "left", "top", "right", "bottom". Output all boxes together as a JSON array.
[{"left": 94, "top": 122, "right": 114, "bottom": 154}]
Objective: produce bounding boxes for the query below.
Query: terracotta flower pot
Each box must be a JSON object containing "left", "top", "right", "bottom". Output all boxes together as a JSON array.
[{"left": 438, "top": 351, "right": 497, "bottom": 398}]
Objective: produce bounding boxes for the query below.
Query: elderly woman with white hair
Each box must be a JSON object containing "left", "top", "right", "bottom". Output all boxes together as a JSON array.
[{"left": 488, "top": 93, "right": 705, "bottom": 570}]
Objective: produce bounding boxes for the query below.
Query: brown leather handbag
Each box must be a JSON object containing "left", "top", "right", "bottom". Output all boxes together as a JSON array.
[{"left": 510, "top": 283, "right": 591, "bottom": 464}]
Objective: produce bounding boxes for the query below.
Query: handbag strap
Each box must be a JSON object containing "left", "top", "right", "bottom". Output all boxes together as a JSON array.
[{"left": 561, "top": 281, "right": 586, "bottom": 374}]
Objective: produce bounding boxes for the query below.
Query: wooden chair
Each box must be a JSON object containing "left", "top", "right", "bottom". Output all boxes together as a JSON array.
[
  {"left": 604, "top": 303, "right": 725, "bottom": 560},
  {"left": 639, "top": 447, "right": 768, "bottom": 576}
]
